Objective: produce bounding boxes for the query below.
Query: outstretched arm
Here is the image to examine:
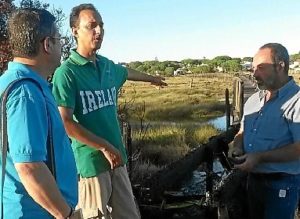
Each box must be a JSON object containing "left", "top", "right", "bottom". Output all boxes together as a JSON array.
[{"left": 127, "top": 67, "right": 167, "bottom": 87}]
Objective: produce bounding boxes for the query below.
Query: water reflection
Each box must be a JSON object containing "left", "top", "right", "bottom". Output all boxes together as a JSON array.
[
  {"left": 208, "top": 115, "right": 226, "bottom": 130},
  {"left": 130, "top": 115, "right": 227, "bottom": 131},
  {"left": 180, "top": 159, "right": 226, "bottom": 196}
]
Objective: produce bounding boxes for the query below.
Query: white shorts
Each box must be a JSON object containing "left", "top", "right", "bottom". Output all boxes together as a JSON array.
[{"left": 76, "top": 165, "right": 140, "bottom": 219}]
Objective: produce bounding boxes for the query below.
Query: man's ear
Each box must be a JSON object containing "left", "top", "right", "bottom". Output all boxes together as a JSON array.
[
  {"left": 278, "top": 61, "right": 285, "bottom": 71},
  {"left": 72, "top": 27, "right": 78, "bottom": 38},
  {"left": 42, "top": 37, "right": 51, "bottom": 54}
]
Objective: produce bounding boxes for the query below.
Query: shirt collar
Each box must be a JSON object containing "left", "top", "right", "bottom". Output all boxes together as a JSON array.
[
  {"left": 258, "top": 76, "right": 297, "bottom": 101},
  {"left": 7, "top": 62, "right": 49, "bottom": 87},
  {"left": 277, "top": 76, "right": 297, "bottom": 98},
  {"left": 69, "top": 49, "right": 101, "bottom": 65}
]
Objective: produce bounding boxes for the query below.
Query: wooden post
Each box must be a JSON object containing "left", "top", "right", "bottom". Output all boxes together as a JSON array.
[
  {"left": 205, "top": 147, "right": 214, "bottom": 195},
  {"left": 189, "top": 78, "right": 193, "bottom": 88},
  {"left": 232, "top": 80, "right": 236, "bottom": 123},
  {"left": 233, "top": 78, "right": 244, "bottom": 122},
  {"left": 122, "top": 122, "right": 133, "bottom": 180},
  {"left": 127, "top": 123, "right": 133, "bottom": 181},
  {"left": 225, "top": 88, "right": 230, "bottom": 130},
  {"left": 237, "top": 80, "right": 241, "bottom": 120},
  {"left": 239, "top": 81, "right": 244, "bottom": 119}
]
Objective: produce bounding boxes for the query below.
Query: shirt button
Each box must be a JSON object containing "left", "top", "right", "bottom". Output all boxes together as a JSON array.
[{"left": 249, "top": 143, "right": 252, "bottom": 147}]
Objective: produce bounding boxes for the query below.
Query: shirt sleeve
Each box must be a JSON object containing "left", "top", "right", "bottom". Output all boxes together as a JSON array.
[
  {"left": 286, "top": 98, "right": 300, "bottom": 142},
  {"left": 6, "top": 82, "right": 48, "bottom": 163},
  {"left": 52, "top": 64, "right": 76, "bottom": 109},
  {"left": 112, "top": 62, "right": 128, "bottom": 90}
]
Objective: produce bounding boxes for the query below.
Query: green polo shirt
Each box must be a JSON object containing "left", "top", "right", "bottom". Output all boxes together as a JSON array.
[{"left": 52, "top": 49, "right": 128, "bottom": 177}]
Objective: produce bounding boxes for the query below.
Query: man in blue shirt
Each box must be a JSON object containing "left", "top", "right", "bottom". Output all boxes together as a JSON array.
[
  {"left": 0, "top": 8, "right": 78, "bottom": 218},
  {"left": 232, "top": 43, "right": 300, "bottom": 219}
]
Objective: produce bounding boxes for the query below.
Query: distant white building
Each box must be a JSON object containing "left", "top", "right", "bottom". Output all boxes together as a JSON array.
[
  {"left": 290, "top": 61, "right": 299, "bottom": 69},
  {"left": 241, "top": 61, "right": 252, "bottom": 71},
  {"left": 216, "top": 66, "right": 223, "bottom": 72},
  {"left": 173, "top": 68, "right": 185, "bottom": 76}
]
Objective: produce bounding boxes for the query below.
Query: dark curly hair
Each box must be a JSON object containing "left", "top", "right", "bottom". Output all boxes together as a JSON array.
[{"left": 8, "top": 8, "right": 56, "bottom": 58}]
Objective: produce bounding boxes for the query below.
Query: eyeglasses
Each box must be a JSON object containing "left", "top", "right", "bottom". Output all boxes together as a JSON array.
[
  {"left": 82, "top": 23, "right": 104, "bottom": 32},
  {"left": 50, "top": 36, "right": 68, "bottom": 45}
]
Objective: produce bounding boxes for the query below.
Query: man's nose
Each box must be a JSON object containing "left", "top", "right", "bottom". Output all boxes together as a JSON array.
[
  {"left": 95, "top": 25, "right": 103, "bottom": 34},
  {"left": 252, "top": 68, "right": 259, "bottom": 77}
]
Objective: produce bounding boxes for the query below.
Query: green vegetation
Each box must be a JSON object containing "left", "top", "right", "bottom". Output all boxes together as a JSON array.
[
  {"left": 120, "top": 74, "right": 232, "bottom": 178},
  {"left": 126, "top": 55, "right": 245, "bottom": 76},
  {"left": 125, "top": 52, "right": 300, "bottom": 77},
  {"left": 0, "top": 0, "right": 72, "bottom": 73},
  {"left": 119, "top": 74, "right": 233, "bottom": 122},
  {"left": 222, "top": 59, "right": 242, "bottom": 72},
  {"left": 290, "top": 53, "right": 300, "bottom": 62},
  {"left": 132, "top": 124, "right": 220, "bottom": 165},
  {"left": 129, "top": 123, "right": 220, "bottom": 183}
]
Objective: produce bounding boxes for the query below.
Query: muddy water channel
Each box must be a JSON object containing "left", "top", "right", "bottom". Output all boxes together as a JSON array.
[{"left": 131, "top": 115, "right": 228, "bottom": 131}]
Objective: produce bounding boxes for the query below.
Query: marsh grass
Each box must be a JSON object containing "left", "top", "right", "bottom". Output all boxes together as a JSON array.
[
  {"left": 119, "top": 74, "right": 234, "bottom": 121},
  {"left": 185, "top": 124, "right": 220, "bottom": 147},
  {"left": 129, "top": 123, "right": 221, "bottom": 183},
  {"left": 132, "top": 125, "right": 188, "bottom": 165},
  {"left": 121, "top": 74, "right": 232, "bottom": 180},
  {"left": 131, "top": 123, "right": 220, "bottom": 166}
]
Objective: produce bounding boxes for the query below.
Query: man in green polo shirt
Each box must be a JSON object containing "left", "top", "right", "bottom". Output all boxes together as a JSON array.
[{"left": 52, "top": 3, "right": 167, "bottom": 219}]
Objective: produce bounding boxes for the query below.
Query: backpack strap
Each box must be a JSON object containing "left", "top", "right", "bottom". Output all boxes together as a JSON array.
[{"left": 1, "top": 78, "right": 56, "bottom": 218}]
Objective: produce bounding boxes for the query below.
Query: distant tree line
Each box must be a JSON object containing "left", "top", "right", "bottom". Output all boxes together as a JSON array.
[
  {"left": 127, "top": 56, "right": 253, "bottom": 76},
  {"left": 126, "top": 52, "right": 300, "bottom": 76},
  {"left": 290, "top": 53, "right": 300, "bottom": 62}
]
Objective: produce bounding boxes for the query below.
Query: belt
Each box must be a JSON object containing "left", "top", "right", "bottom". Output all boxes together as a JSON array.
[{"left": 249, "top": 172, "right": 293, "bottom": 180}]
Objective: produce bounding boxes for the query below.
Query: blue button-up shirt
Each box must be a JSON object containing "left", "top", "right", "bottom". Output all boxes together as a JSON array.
[
  {"left": 0, "top": 62, "right": 78, "bottom": 218},
  {"left": 243, "top": 77, "right": 300, "bottom": 174}
]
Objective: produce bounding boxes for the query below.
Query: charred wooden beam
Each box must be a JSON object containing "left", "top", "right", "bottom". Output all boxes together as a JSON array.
[{"left": 139, "top": 125, "right": 239, "bottom": 203}]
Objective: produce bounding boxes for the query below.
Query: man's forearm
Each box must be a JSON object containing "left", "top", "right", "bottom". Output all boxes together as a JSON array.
[
  {"left": 63, "top": 118, "right": 113, "bottom": 152},
  {"left": 257, "top": 142, "right": 300, "bottom": 163},
  {"left": 57, "top": 107, "right": 122, "bottom": 169},
  {"left": 127, "top": 67, "right": 155, "bottom": 82},
  {"left": 233, "top": 132, "right": 244, "bottom": 150},
  {"left": 15, "top": 162, "right": 71, "bottom": 218}
]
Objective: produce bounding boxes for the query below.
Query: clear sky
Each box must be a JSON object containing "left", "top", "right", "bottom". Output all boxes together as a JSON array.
[{"left": 25, "top": 0, "right": 300, "bottom": 62}]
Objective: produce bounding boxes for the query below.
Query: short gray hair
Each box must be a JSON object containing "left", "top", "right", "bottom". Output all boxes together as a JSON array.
[{"left": 260, "top": 43, "right": 289, "bottom": 73}]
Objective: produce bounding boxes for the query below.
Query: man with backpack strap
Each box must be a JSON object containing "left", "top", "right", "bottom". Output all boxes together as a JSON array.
[{"left": 0, "top": 8, "right": 78, "bottom": 219}]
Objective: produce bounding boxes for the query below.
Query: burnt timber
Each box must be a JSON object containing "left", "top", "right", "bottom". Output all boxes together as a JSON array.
[{"left": 139, "top": 126, "right": 239, "bottom": 203}]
